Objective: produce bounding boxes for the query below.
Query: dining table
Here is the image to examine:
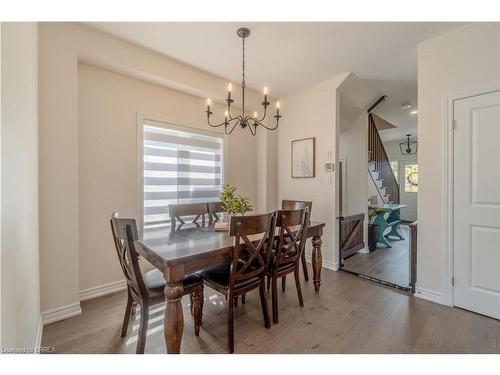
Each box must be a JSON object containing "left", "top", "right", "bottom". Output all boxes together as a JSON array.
[{"left": 135, "top": 220, "right": 326, "bottom": 353}]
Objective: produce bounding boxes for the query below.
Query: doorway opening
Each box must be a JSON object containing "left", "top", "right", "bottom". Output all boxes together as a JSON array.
[{"left": 338, "top": 94, "right": 418, "bottom": 293}]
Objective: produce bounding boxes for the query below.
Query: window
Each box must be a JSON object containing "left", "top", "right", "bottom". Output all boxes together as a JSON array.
[
  {"left": 390, "top": 161, "right": 399, "bottom": 181},
  {"left": 142, "top": 120, "right": 223, "bottom": 227},
  {"left": 404, "top": 164, "right": 418, "bottom": 193}
]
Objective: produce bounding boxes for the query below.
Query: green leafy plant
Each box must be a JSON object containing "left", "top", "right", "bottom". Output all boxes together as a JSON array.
[{"left": 219, "top": 184, "right": 253, "bottom": 216}]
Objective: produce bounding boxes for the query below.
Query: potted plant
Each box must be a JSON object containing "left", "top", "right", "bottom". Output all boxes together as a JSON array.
[{"left": 216, "top": 184, "right": 253, "bottom": 230}]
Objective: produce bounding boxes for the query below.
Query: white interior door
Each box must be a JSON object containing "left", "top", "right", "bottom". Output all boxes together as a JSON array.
[{"left": 453, "top": 90, "right": 500, "bottom": 319}]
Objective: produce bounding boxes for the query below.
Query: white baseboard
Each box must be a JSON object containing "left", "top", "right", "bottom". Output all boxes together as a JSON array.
[
  {"left": 415, "top": 287, "right": 445, "bottom": 305},
  {"left": 41, "top": 302, "right": 82, "bottom": 325},
  {"left": 35, "top": 316, "right": 43, "bottom": 350},
  {"left": 79, "top": 279, "right": 127, "bottom": 301},
  {"left": 357, "top": 246, "right": 370, "bottom": 254},
  {"left": 305, "top": 255, "right": 339, "bottom": 271}
]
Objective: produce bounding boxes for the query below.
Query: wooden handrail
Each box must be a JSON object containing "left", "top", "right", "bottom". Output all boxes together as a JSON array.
[{"left": 368, "top": 114, "right": 400, "bottom": 204}]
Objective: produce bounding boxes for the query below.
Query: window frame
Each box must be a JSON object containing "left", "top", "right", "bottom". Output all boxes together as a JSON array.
[{"left": 137, "top": 112, "right": 226, "bottom": 230}]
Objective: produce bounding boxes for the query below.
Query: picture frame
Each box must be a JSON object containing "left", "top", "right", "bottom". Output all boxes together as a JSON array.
[{"left": 291, "top": 137, "right": 315, "bottom": 178}]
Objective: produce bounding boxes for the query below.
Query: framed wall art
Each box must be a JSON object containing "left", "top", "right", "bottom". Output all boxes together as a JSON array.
[{"left": 291, "top": 137, "right": 315, "bottom": 178}]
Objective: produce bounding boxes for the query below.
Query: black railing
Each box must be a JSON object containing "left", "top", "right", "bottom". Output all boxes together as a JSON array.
[{"left": 368, "top": 114, "right": 400, "bottom": 204}]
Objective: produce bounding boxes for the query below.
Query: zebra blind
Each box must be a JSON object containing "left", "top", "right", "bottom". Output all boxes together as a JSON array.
[{"left": 143, "top": 120, "right": 223, "bottom": 227}]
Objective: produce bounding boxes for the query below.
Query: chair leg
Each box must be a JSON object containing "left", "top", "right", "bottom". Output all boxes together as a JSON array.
[
  {"left": 192, "top": 286, "right": 204, "bottom": 336},
  {"left": 266, "top": 274, "right": 271, "bottom": 291},
  {"left": 189, "top": 293, "right": 194, "bottom": 316},
  {"left": 281, "top": 275, "right": 286, "bottom": 292},
  {"left": 272, "top": 274, "right": 279, "bottom": 324},
  {"left": 121, "top": 289, "right": 133, "bottom": 337},
  {"left": 228, "top": 294, "right": 235, "bottom": 354},
  {"left": 136, "top": 305, "right": 149, "bottom": 354},
  {"left": 294, "top": 266, "right": 304, "bottom": 307},
  {"left": 301, "top": 251, "right": 309, "bottom": 281},
  {"left": 259, "top": 280, "right": 271, "bottom": 329},
  {"left": 241, "top": 293, "right": 246, "bottom": 304}
]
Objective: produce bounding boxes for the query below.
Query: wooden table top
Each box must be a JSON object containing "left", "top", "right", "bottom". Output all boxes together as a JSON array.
[
  {"left": 369, "top": 203, "right": 407, "bottom": 212},
  {"left": 137, "top": 221, "right": 325, "bottom": 267}
]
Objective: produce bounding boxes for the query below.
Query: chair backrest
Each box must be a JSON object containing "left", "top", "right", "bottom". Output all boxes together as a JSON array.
[
  {"left": 282, "top": 199, "right": 312, "bottom": 212},
  {"left": 110, "top": 213, "right": 148, "bottom": 303},
  {"left": 208, "top": 201, "right": 226, "bottom": 224},
  {"left": 228, "top": 213, "right": 277, "bottom": 288},
  {"left": 169, "top": 202, "right": 209, "bottom": 233},
  {"left": 273, "top": 209, "right": 310, "bottom": 267}
]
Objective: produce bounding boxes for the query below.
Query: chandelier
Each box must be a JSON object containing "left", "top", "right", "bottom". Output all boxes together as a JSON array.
[
  {"left": 399, "top": 134, "right": 418, "bottom": 155},
  {"left": 205, "top": 27, "right": 281, "bottom": 136}
]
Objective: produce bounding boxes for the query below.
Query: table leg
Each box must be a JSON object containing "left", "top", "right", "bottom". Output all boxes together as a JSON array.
[
  {"left": 311, "top": 236, "right": 322, "bottom": 292},
  {"left": 164, "top": 282, "right": 184, "bottom": 354}
]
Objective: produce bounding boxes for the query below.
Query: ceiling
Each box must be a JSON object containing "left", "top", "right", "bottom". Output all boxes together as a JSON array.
[{"left": 86, "top": 22, "right": 466, "bottom": 141}]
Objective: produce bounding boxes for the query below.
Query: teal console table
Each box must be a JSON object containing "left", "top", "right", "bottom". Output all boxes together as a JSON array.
[{"left": 368, "top": 204, "right": 407, "bottom": 248}]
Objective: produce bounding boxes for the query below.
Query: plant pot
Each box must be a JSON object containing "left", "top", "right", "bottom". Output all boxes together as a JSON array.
[{"left": 368, "top": 224, "right": 378, "bottom": 252}]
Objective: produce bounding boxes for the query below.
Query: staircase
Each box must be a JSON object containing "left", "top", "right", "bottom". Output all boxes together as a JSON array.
[{"left": 368, "top": 114, "right": 399, "bottom": 204}]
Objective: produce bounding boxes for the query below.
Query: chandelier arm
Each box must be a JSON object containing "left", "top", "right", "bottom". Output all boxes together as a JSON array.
[
  {"left": 246, "top": 120, "right": 257, "bottom": 136},
  {"left": 226, "top": 118, "right": 240, "bottom": 135},
  {"left": 226, "top": 99, "right": 236, "bottom": 120},
  {"left": 252, "top": 117, "right": 279, "bottom": 131},
  {"left": 258, "top": 103, "right": 268, "bottom": 122},
  {"left": 208, "top": 115, "right": 239, "bottom": 128}
]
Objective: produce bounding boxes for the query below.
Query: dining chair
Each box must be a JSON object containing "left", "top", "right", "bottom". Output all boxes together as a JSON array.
[
  {"left": 168, "top": 202, "right": 209, "bottom": 234},
  {"left": 199, "top": 212, "right": 276, "bottom": 353},
  {"left": 208, "top": 201, "right": 226, "bottom": 225},
  {"left": 110, "top": 213, "right": 204, "bottom": 354},
  {"left": 267, "top": 208, "right": 310, "bottom": 324},
  {"left": 281, "top": 199, "right": 312, "bottom": 283}
]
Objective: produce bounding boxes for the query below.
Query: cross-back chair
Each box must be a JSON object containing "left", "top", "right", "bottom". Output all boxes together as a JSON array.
[
  {"left": 267, "top": 208, "right": 310, "bottom": 324},
  {"left": 168, "top": 202, "right": 209, "bottom": 234},
  {"left": 281, "top": 199, "right": 312, "bottom": 283},
  {"left": 208, "top": 201, "right": 226, "bottom": 225},
  {"left": 199, "top": 212, "right": 276, "bottom": 353},
  {"left": 110, "top": 212, "right": 204, "bottom": 353}
]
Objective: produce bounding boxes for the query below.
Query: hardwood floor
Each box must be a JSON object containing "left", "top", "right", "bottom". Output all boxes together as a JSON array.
[
  {"left": 343, "top": 225, "right": 410, "bottom": 287},
  {"left": 41, "top": 266, "right": 500, "bottom": 354}
]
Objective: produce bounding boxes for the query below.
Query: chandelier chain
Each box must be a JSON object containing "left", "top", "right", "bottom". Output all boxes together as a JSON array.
[{"left": 241, "top": 36, "right": 246, "bottom": 88}]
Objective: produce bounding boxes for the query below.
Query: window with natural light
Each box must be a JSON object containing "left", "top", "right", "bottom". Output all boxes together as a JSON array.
[
  {"left": 142, "top": 120, "right": 223, "bottom": 227},
  {"left": 404, "top": 164, "right": 418, "bottom": 193}
]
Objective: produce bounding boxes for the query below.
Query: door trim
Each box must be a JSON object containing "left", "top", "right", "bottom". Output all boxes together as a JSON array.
[{"left": 443, "top": 86, "right": 500, "bottom": 307}]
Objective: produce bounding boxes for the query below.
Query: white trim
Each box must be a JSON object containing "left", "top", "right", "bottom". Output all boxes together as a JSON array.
[
  {"left": 79, "top": 280, "right": 127, "bottom": 301},
  {"left": 415, "top": 287, "right": 445, "bottom": 305},
  {"left": 41, "top": 302, "right": 82, "bottom": 325},
  {"left": 35, "top": 317, "right": 43, "bottom": 350},
  {"left": 136, "top": 112, "right": 227, "bottom": 230},
  {"left": 443, "top": 86, "right": 500, "bottom": 308},
  {"left": 357, "top": 246, "right": 370, "bottom": 254},
  {"left": 304, "top": 254, "right": 339, "bottom": 271}
]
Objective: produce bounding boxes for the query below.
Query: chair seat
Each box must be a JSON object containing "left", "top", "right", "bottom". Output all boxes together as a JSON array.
[
  {"left": 143, "top": 269, "right": 202, "bottom": 300},
  {"left": 268, "top": 258, "right": 295, "bottom": 273},
  {"left": 199, "top": 264, "right": 261, "bottom": 292}
]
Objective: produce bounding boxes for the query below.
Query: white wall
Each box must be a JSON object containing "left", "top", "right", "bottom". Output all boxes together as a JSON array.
[
  {"left": 1, "top": 22, "right": 40, "bottom": 348},
  {"left": 78, "top": 63, "right": 259, "bottom": 292},
  {"left": 384, "top": 139, "right": 418, "bottom": 222},
  {"left": 278, "top": 74, "right": 347, "bottom": 268},
  {"left": 339, "top": 114, "right": 368, "bottom": 217},
  {"left": 417, "top": 23, "right": 500, "bottom": 302},
  {"left": 39, "top": 23, "right": 273, "bottom": 315},
  {"left": 339, "top": 113, "right": 369, "bottom": 247}
]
